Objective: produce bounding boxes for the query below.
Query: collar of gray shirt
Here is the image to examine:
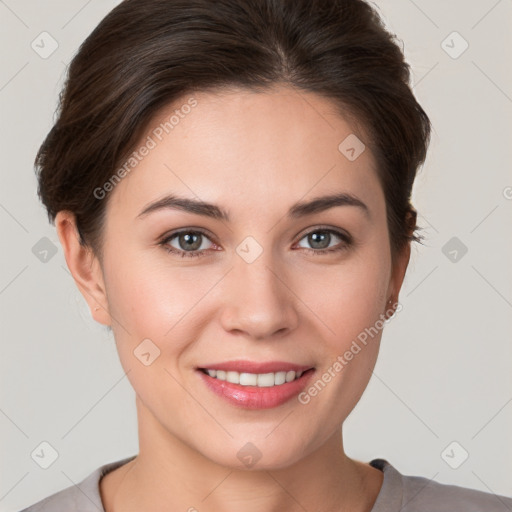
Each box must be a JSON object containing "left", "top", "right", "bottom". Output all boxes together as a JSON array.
[{"left": 20, "top": 455, "right": 512, "bottom": 511}]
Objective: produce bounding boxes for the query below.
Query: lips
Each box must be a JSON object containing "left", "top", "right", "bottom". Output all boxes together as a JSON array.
[{"left": 196, "top": 360, "right": 315, "bottom": 409}]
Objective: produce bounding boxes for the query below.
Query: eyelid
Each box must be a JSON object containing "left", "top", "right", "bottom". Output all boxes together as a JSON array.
[
  {"left": 158, "top": 226, "right": 216, "bottom": 244},
  {"left": 294, "top": 224, "right": 352, "bottom": 244}
]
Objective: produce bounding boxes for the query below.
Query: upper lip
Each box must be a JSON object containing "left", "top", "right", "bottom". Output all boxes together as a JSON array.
[{"left": 198, "top": 360, "right": 314, "bottom": 374}]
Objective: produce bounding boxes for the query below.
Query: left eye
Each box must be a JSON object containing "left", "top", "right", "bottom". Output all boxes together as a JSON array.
[{"left": 295, "top": 229, "right": 351, "bottom": 254}]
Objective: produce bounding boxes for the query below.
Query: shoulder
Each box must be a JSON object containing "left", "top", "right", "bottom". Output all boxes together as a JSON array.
[
  {"left": 19, "top": 455, "right": 136, "bottom": 512},
  {"left": 18, "top": 470, "right": 102, "bottom": 512},
  {"left": 371, "top": 458, "right": 512, "bottom": 512},
  {"left": 401, "top": 471, "right": 512, "bottom": 511}
]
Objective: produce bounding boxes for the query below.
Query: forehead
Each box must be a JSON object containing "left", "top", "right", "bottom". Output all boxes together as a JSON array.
[{"left": 106, "top": 85, "right": 383, "bottom": 220}]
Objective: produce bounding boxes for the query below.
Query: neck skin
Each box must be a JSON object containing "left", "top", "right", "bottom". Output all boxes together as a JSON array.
[{"left": 100, "top": 396, "right": 384, "bottom": 512}]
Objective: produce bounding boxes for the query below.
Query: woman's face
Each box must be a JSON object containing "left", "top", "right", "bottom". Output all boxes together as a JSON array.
[{"left": 82, "top": 85, "right": 408, "bottom": 469}]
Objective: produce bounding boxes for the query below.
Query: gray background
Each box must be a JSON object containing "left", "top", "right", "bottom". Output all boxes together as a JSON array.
[{"left": 1, "top": 1, "right": 511, "bottom": 510}]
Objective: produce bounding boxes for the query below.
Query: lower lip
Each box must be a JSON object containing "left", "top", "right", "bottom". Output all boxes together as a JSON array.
[{"left": 197, "top": 369, "right": 315, "bottom": 409}]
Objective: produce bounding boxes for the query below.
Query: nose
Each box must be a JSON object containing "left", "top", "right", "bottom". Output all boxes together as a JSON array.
[{"left": 219, "top": 253, "right": 299, "bottom": 340}]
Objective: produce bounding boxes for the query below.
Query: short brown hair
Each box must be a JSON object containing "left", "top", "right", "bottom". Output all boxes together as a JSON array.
[{"left": 35, "top": 0, "right": 431, "bottom": 264}]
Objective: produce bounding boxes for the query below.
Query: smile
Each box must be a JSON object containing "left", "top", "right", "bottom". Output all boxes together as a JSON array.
[{"left": 196, "top": 361, "right": 316, "bottom": 409}]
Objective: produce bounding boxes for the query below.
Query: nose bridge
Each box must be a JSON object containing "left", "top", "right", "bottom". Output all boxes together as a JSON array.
[
  {"left": 236, "top": 251, "right": 283, "bottom": 302},
  {"left": 220, "top": 245, "right": 298, "bottom": 339}
]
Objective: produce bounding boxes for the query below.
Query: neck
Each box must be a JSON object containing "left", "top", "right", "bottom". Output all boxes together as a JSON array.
[{"left": 104, "top": 396, "right": 381, "bottom": 512}]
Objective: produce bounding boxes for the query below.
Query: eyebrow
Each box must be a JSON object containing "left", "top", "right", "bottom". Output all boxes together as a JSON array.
[{"left": 137, "top": 192, "right": 370, "bottom": 221}]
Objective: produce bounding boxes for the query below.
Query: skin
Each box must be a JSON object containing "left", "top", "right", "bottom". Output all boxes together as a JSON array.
[{"left": 56, "top": 84, "right": 411, "bottom": 512}]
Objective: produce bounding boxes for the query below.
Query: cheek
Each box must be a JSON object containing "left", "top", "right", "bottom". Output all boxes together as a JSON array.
[
  {"left": 296, "top": 249, "right": 390, "bottom": 353},
  {"left": 103, "top": 260, "right": 203, "bottom": 413},
  {"left": 103, "top": 253, "right": 219, "bottom": 362},
  {"left": 304, "top": 242, "right": 391, "bottom": 409},
  {"left": 294, "top": 269, "right": 390, "bottom": 428}
]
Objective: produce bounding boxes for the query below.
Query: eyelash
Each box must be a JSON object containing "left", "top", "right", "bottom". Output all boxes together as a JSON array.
[{"left": 158, "top": 227, "right": 352, "bottom": 259}]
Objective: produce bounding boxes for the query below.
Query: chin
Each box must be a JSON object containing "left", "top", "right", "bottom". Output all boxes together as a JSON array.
[{"left": 194, "top": 432, "right": 314, "bottom": 472}]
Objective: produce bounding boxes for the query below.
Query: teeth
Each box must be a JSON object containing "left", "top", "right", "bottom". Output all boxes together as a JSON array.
[
  {"left": 239, "top": 372, "right": 258, "bottom": 386},
  {"left": 226, "top": 371, "right": 239, "bottom": 384},
  {"left": 203, "top": 369, "right": 307, "bottom": 387},
  {"left": 257, "top": 373, "right": 275, "bottom": 387},
  {"left": 285, "top": 370, "right": 295, "bottom": 382},
  {"left": 274, "top": 371, "right": 286, "bottom": 385}
]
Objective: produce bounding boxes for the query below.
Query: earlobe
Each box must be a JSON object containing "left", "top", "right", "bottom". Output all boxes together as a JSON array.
[{"left": 55, "top": 211, "right": 111, "bottom": 326}]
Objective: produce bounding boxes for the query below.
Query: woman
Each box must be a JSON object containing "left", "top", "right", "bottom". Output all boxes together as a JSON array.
[{"left": 21, "top": 0, "right": 512, "bottom": 510}]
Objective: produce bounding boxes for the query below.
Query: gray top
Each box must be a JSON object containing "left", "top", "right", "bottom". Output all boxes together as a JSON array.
[{"left": 20, "top": 455, "right": 512, "bottom": 511}]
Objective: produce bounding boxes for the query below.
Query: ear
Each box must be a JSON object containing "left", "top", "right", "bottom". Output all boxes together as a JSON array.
[
  {"left": 55, "top": 211, "right": 111, "bottom": 326},
  {"left": 385, "top": 241, "right": 411, "bottom": 318},
  {"left": 385, "top": 207, "right": 418, "bottom": 315}
]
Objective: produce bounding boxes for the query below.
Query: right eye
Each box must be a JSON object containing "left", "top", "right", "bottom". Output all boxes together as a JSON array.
[{"left": 159, "top": 229, "right": 217, "bottom": 258}]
